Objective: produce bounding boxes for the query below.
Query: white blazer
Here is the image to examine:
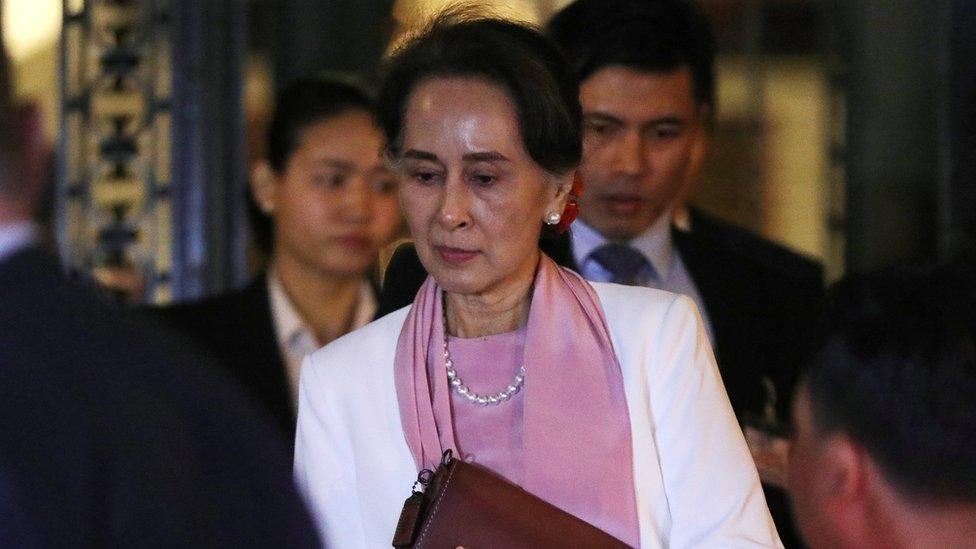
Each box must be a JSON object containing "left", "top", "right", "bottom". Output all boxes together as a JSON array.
[{"left": 295, "top": 283, "right": 783, "bottom": 548}]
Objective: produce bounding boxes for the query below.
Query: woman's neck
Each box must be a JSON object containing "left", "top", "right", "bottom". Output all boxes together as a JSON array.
[
  {"left": 271, "top": 253, "right": 365, "bottom": 345},
  {"left": 443, "top": 255, "right": 539, "bottom": 338}
]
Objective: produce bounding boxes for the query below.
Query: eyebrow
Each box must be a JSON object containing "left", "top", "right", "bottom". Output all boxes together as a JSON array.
[
  {"left": 462, "top": 151, "right": 510, "bottom": 163},
  {"left": 583, "top": 112, "right": 626, "bottom": 125},
  {"left": 400, "top": 150, "right": 510, "bottom": 163},
  {"left": 401, "top": 150, "right": 441, "bottom": 163},
  {"left": 584, "top": 111, "right": 688, "bottom": 128},
  {"left": 308, "top": 158, "right": 356, "bottom": 171}
]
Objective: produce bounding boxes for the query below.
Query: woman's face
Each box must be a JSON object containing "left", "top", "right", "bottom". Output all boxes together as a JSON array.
[
  {"left": 397, "top": 77, "right": 570, "bottom": 298},
  {"left": 265, "top": 109, "right": 401, "bottom": 279}
]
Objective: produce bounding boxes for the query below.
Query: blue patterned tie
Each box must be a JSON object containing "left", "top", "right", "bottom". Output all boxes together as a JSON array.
[{"left": 589, "top": 243, "right": 656, "bottom": 287}]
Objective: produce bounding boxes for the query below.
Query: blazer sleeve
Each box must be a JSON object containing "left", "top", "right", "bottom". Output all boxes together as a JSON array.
[
  {"left": 294, "top": 353, "right": 367, "bottom": 548},
  {"left": 648, "top": 295, "right": 783, "bottom": 548}
]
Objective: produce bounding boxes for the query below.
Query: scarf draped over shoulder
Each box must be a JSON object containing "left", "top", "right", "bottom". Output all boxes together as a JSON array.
[{"left": 394, "top": 254, "right": 640, "bottom": 546}]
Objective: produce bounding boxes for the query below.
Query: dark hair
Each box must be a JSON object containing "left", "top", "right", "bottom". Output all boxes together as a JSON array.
[
  {"left": 802, "top": 265, "right": 976, "bottom": 503},
  {"left": 250, "top": 76, "right": 375, "bottom": 254},
  {"left": 547, "top": 0, "right": 716, "bottom": 107},
  {"left": 266, "top": 76, "right": 375, "bottom": 172},
  {"left": 377, "top": 8, "right": 582, "bottom": 175}
]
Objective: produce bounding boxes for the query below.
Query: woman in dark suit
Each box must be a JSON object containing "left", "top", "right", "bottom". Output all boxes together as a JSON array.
[{"left": 160, "top": 77, "right": 402, "bottom": 448}]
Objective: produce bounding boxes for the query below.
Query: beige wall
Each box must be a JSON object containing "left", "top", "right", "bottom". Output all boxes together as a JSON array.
[
  {"left": 761, "top": 58, "right": 828, "bottom": 261},
  {"left": 701, "top": 55, "right": 828, "bottom": 263}
]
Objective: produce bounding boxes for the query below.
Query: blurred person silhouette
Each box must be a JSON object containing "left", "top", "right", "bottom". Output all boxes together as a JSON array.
[
  {"left": 789, "top": 265, "right": 976, "bottom": 549},
  {"left": 156, "top": 76, "right": 402, "bottom": 450},
  {"left": 0, "top": 12, "right": 319, "bottom": 547}
]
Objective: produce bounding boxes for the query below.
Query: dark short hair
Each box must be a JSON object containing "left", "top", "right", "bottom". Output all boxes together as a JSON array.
[
  {"left": 266, "top": 76, "right": 375, "bottom": 172},
  {"left": 547, "top": 0, "right": 716, "bottom": 107},
  {"left": 802, "top": 265, "right": 976, "bottom": 503},
  {"left": 376, "top": 7, "right": 582, "bottom": 175}
]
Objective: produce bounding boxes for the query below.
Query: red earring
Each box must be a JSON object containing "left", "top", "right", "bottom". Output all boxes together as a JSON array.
[{"left": 555, "top": 172, "right": 584, "bottom": 234}]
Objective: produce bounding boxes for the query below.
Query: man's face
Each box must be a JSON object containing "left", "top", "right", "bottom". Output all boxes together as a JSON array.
[{"left": 578, "top": 65, "right": 708, "bottom": 240}]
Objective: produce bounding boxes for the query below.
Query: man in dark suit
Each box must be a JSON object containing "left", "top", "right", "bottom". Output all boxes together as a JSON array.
[
  {"left": 545, "top": 0, "right": 823, "bottom": 423},
  {"left": 0, "top": 23, "right": 319, "bottom": 547},
  {"left": 548, "top": 2, "right": 820, "bottom": 545}
]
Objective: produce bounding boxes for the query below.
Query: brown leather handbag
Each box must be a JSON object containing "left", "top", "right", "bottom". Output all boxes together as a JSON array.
[{"left": 392, "top": 450, "right": 632, "bottom": 548}]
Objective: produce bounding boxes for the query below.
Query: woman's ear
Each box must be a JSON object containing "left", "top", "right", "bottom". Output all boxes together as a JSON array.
[
  {"left": 683, "top": 104, "right": 710, "bottom": 198},
  {"left": 546, "top": 170, "right": 575, "bottom": 213},
  {"left": 250, "top": 161, "right": 277, "bottom": 215}
]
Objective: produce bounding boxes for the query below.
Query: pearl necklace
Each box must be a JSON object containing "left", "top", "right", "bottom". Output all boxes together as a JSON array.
[{"left": 443, "top": 324, "right": 525, "bottom": 406}]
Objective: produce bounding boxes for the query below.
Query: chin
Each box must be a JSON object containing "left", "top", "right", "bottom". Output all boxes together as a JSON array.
[
  {"left": 430, "top": 275, "right": 482, "bottom": 296},
  {"left": 594, "top": 223, "right": 644, "bottom": 242},
  {"left": 580, "top": 215, "right": 644, "bottom": 241},
  {"left": 427, "top": 268, "right": 489, "bottom": 296},
  {"left": 319, "top": 259, "right": 373, "bottom": 279}
]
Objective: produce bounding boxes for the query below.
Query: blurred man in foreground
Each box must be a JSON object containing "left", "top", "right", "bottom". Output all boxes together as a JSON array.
[
  {"left": 789, "top": 266, "right": 976, "bottom": 548},
  {"left": 0, "top": 11, "right": 318, "bottom": 547}
]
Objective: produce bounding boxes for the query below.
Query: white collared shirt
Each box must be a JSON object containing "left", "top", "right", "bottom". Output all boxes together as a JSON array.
[
  {"left": 0, "top": 221, "right": 37, "bottom": 263},
  {"left": 267, "top": 272, "right": 376, "bottom": 407},
  {"left": 571, "top": 213, "right": 714, "bottom": 342}
]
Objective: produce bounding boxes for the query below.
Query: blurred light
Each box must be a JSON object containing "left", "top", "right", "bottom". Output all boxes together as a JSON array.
[
  {"left": 2, "top": 0, "right": 61, "bottom": 61},
  {"left": 393, "top": 0, "right": 542, "bottom": 25},
  {"left": 389, "top": 0, "right": 575, "bottom": 55}
]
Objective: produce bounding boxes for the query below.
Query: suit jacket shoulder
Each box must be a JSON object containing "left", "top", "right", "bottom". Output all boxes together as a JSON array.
[
  {"left": 675, "top": 209, "right": 825, "bottom": 422},
  {"left": 158, "top": 275, "right": 275, "bottom": 341},
  {"left": 0, "top": 247, "right": 318, "bottom": 547},
  {"left": 687, "top": 208, "right": 823, "bottom": 286},
  {"left": 152, "top": 275, "right": 295, "bottom": 447}
]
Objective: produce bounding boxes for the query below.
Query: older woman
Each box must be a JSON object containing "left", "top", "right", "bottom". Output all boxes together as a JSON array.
[{"left": 295, "top": 13, "right": 781, "bottom": 548}]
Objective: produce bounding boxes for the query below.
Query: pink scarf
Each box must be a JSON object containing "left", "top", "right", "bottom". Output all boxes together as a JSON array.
[{"left": 394, "top": 254, "right": 640, "bottom": 546}]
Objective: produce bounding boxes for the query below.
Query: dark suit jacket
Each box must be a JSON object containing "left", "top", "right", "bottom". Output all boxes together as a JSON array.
[
  {"left": 0, "top": 247, "right": 319, "bottom": 548},
  {"left": 154, "top": 274, "right": 382, "bottom": 453},
  {"left": 675, "top": 210, "right": 823, "bottom": 549},
  {"left": 154, "top": 275, "right": 295, "bottom": 449},
  {"left": 674, "top": 208, "right": 824, "bottom": 420}
]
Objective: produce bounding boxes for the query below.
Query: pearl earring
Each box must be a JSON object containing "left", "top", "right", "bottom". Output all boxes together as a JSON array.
[{"left": 545, "top": 211, "right": 562, "bottom": 225}]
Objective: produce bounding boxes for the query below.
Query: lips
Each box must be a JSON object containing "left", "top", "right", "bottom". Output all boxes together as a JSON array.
[
  {"left": 434, "top": 245, "right": 479, "bottom": 265},
  {"left": 598, "top": 194, "right": 645, "bottom": 216}
]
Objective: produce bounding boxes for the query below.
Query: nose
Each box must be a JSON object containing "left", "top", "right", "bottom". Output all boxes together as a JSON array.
[
  {"left": 340, "top": 177, "right": 370, "bottom": 222},
  {"left": 437, "top": 177, "right": 472, "bottom": 230},
  {"left": 611, "top": 130, "right": 645, "bottom": 177}
]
